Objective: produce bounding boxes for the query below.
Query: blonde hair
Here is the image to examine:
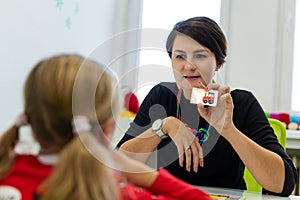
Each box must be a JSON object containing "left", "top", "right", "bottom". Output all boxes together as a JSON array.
[
  {"left": 0, "top": 54, "right": 120, "bottom": 199},
  {"left": 40, "top": 133, "right": 119, "bottom": 200}
]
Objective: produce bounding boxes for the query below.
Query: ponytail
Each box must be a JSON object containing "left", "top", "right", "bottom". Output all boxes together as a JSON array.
[
  {"left": 0, "top": 113, "right": 28, "bottom": 178},
  {"left": 0, "top": 126, "right": 19, "bottom": 179},
  {"left": 38, "top": 117, "right": 119, "bottom": 200}
]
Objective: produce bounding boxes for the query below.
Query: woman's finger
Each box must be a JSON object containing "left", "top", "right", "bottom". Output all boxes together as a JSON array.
[
  {"left": 218, "top": 85, "right": 230, "bottom": 96},
  {"left": 198, "top": 142, "right": 204, "bottom": 168},
  {"left": 207, "top": 83, "right": 220, "bottom": 90},
  {"left": 185, "top": 146, "right": 192, "bottom": 172},
  {"left": 189, "top": 142, "right": 199, "bottom": 172},
  {"left": 177, "top": 144, "right": 184, "bottom": 167}
]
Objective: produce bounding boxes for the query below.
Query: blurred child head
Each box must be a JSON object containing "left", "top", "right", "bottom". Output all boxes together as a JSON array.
[{"left": 0, "top": 54, "right": 122, "bottom": 199}]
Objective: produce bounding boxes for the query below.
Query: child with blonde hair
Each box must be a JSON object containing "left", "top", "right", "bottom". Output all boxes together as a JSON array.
[{"left": 0, "top": 54, "right": 211, "bottom": 200}]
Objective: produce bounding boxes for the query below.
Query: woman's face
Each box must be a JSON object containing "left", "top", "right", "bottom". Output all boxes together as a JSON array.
[{"left": 171, "top": 34, "right": 217, "bottom": 91}]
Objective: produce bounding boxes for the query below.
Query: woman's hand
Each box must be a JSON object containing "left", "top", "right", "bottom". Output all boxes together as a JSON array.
[
  {"left": 197, "top": 84, "right": 234, "bottom": 135},
  {"left": 164, "top": 117, "right": 204, "bottom": 172}
]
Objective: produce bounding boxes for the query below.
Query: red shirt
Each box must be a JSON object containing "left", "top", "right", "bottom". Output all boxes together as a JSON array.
[
  {"left": 0, "top": 155, "right": 53, "bottom": 200},
  {"left": 0, "top": 155, "right": 211, "bottom": 200},
  {"left": 120, "top": 168, "right": 211, "bottom": 200}
]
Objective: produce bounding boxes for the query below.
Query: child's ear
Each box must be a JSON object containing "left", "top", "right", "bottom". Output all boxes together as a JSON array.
[{"left": 101, "top": 117, "right": 116, "bottom": 137}]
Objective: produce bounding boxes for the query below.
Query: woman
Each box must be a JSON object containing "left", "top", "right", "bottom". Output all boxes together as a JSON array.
[
  {"left": 117, "top": 16, "right": 297, "bottom": 196},
  {"left": 0, "top": 54, "right": 211, "bottom": 200}
]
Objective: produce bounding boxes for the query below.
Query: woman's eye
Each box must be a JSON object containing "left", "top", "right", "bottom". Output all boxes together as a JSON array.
[
  {"left": 194, "top": 54, "right": 206, "bottom": 58},
  {"left": 176, "top": 54, "right": 186, "bottom": 59}
]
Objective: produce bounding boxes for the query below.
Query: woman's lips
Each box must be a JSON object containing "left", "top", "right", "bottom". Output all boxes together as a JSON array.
[
  {"left": 184, "top": 75, "right": 200, "bottom": 79},
  {"left": 184, "top": 76, "right": 201, "bottom": 83},
  {"left": 183, "top": 76, "right": 207, "bottom": 88}
]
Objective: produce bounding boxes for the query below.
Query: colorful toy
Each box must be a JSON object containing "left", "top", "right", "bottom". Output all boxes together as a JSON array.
[
  {"left": 190, "top": 87, "right": 218, "bottom": 106},
  {"left": 268, "top": 112, "right": 300, "bottom": 130},
  {"left": 124, "top": 91, "right": 140, "bottom": 114},
  {"left": 287, "top": 122, "right": 299, "bottom": 130}
]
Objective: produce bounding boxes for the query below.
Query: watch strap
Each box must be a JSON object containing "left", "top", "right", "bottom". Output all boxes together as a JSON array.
[{"left": 156, "top": 128, "right": 168, "bottom": 139}]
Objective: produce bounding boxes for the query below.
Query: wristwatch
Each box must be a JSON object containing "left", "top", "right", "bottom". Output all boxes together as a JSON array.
[{"left": 152, "top": 119, "right": 168, "bottom": 139}]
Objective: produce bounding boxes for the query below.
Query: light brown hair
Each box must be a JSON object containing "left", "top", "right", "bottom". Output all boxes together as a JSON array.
[{"left": 0, "top": 54, "right": 120, "bottom": 199}]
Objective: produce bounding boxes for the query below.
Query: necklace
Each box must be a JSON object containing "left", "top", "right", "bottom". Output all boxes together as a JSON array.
[{"left": 176, "top": 88, "right": 210, "bottom": 144}]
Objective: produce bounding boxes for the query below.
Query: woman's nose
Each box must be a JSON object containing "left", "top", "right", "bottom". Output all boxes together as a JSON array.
[{"left": 184, "top": 59, "right": 196, "bottom": 70}]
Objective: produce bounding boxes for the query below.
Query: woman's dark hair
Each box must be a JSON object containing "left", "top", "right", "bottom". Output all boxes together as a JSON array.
[{"left": 166, "top": 16, "right": 227, "bottom": 68}]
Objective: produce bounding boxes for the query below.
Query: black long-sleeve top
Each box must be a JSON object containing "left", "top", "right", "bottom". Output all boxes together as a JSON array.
[{"left": 117, "top": 82, "right": 297, "bottom": 196}]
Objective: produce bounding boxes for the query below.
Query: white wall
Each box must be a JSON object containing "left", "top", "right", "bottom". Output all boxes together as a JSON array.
[
  {"left": 0, "top": 0, "right": 296, "bottom": 134},
  {"left": 221, "top": 0, "right": 296, "bottom": 112},
  {"left": 0, "top": 0, "right": 116, "bottom": 132}
]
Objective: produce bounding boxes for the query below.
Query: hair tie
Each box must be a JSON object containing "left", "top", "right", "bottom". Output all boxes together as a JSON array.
[
  {"left": 14, "top": 113, "right": 28, "bottom": 128},
  {"left": 72, "top": 116, "right": 92, "bottom": 134}
]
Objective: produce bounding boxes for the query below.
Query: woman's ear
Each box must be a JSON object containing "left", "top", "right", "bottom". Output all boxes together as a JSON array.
[{"left": 101, "top": 117, "right": 116, "bottom": 138}]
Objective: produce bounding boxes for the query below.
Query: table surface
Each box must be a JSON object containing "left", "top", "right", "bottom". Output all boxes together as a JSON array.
[{"left": 201, "top": 186, "right": 294, "bottom": 199}]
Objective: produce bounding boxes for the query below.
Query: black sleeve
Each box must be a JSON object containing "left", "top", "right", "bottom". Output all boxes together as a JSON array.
[
  {"left": 116, "top": 82, "right": 177, "bottom": 149},
  {"left": 232, "top": 90, "right": 297, "bottom": 196}
]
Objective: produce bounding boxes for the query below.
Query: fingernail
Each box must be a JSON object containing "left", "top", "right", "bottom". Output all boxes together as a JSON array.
[
  {"left": 187, "top": 166, "right": 190, "bottom": 172},
  {"left": 200, "top": 160, "right": 204, "bottom": 168},
  {"left": 194, "top": 166, "right": 198, "bottom": 173}
]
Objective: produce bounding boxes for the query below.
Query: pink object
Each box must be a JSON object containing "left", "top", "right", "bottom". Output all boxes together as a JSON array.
[{"left": 270, "top": 113, "right": 280, "bottom": 120}]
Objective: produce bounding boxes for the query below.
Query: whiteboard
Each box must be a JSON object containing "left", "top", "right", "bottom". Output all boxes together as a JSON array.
[{"left": 0, "top": 0, "right": 115, "bottom": 132}]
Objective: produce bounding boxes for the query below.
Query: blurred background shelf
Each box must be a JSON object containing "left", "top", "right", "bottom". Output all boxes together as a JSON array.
[
  {"left": 287, "top": 130, "right": 300, "bottom": 151},
  {"left": 286, "top": 130, "right": 300, "bottom": 196}
]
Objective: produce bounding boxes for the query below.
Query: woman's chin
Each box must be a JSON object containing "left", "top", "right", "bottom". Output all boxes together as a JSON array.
[
  {"left": 182, "top": 85, "right": 193, "bottom": 91},
  {"left": 182, "top": 84, "right": 198, "bottom": 90}
]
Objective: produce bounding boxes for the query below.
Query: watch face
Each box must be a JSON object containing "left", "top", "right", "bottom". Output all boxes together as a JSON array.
[{"left": 152, "top": 119, "right": 162, "bottom": 131}]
